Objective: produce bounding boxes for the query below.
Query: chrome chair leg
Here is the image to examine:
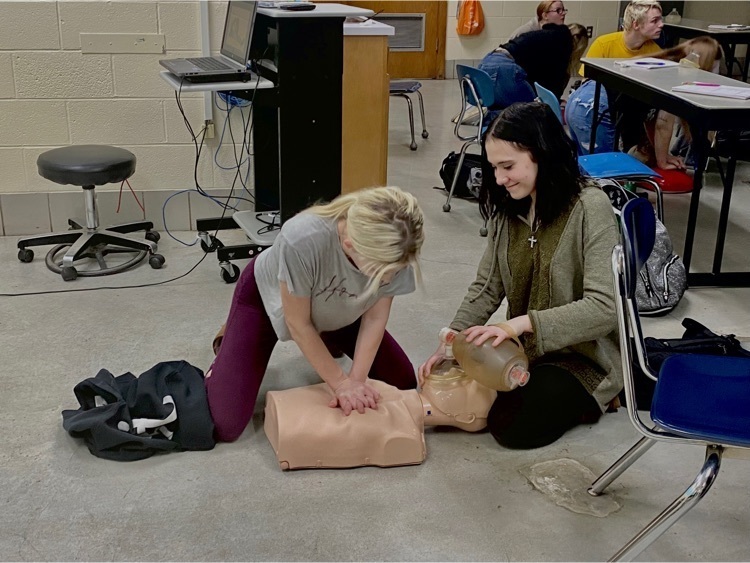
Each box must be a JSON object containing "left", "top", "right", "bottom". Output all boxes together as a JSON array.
[
  {"left": 589, "top": 436, "right": 656, "bottom": 496},
  {"left": 415, "top": 90, "right": 428, "bottom": 139},
  {"left": 443, "top": 141, "right": 477, "bottom": 212},
  {"left": 609, "top": 445, "right": 723, "bottom": 562}
]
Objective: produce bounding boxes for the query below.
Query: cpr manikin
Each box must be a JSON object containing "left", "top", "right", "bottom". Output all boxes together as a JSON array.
[{"left": 263, "top": 328, "right": 530, "bottom": 470}]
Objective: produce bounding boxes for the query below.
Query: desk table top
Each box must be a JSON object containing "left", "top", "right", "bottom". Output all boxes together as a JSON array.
[{"left": 582, "top": 57, "right": 750, "bottom": 130}]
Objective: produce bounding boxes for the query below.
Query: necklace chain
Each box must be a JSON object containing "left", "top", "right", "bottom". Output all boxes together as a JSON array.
[{"left": 528, "top": 218, "right": 539, "bottom": 249}]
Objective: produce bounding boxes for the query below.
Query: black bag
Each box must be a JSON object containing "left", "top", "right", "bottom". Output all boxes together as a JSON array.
[
  {"left": 628, "top": 317, "right": 750, "bottom": 410},
  {"left": 62, "top": 361, "right": 215, "bottom": 461},
  {"left": 597, "top": 179, "right": 687, "bottom": 316},
  {"left": 715, "top": 130, "right": 750, "bottom": 161},
  {"left": 437, "top": 151, "right": 483, "bottom": 199}
]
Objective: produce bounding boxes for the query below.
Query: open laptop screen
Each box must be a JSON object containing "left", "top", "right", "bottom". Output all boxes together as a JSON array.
[{"left": 221, "top": 1, "right": 257, "bottom": 67}]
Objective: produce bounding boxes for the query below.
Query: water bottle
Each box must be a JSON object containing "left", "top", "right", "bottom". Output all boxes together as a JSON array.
[
  {"left": 450, "top": 330, "right": 530, "bottom": 392},
  {"left": 665, "top": 8, "right": 681, "bottom": 24},
  {"left": 679, "top": 51, "right": 701, "bottom": 69}
]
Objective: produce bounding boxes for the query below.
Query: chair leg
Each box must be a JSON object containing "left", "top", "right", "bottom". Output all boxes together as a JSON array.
[
  {"left": 394, "top": 93, "right": 417, "bottom": 150},
  {"left": 415, "top": 89, "right": 429, "bottom": 139},
  {"left": 608, "top": 445, "right": 723, "bottom": 562},
  {"left": 443, "top": 141, "right": 477, "bottom": 212},
  {"left": 589, "top": 436, "right": 656, "bottom": 496}
]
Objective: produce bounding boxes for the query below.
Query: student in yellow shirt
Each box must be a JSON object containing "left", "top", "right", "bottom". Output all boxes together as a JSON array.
[{"left": 565, "top": 0, "right": 663, "bottom": 154}]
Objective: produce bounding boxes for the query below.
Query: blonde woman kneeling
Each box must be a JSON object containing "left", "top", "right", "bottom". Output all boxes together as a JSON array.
[{"left": 207, "top": 187, "right": 425, "bottom": 442}]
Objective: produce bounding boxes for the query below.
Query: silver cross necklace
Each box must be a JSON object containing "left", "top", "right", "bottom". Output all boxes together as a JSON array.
[{"left": 527, "top": 214, "right": 540, "bottom": 248}]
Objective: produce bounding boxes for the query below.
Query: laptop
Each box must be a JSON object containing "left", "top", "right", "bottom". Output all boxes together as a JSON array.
[{"left": 160, "top": 1, "right": 257, "bottom": 82}]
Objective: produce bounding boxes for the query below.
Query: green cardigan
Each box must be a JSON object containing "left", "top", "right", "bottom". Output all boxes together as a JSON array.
[{"left": 450, "top": 186, "right": 622, "bottom": 411}]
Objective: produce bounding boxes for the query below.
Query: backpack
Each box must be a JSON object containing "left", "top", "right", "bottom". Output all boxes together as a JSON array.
[
  {"left": 627, "top": 317, "right": 750, "bottom": 410},
  {"left": 596, "top": 179, "right": 687, "bottom": 316},
  {"left": 437, "top": 151, "right": 483, "bottom": 199}
]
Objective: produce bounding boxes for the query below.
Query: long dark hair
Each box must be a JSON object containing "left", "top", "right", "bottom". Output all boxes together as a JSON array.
[{"left": 479, "top": 101, "right": 582, "bottom": 225}]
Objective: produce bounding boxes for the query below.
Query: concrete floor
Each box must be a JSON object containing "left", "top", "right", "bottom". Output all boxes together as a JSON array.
[{"left": 2, "top": 79, "right": 749, "bottom": 561}]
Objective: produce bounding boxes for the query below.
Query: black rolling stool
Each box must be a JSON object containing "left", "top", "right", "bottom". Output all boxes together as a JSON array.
[{"left": 17, "top": 145, "right": 165, "bottom": 281}]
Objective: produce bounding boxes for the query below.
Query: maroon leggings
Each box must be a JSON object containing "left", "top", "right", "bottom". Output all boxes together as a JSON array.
[{"left": 205, "top": 258, "right": 417, "bottom": 442}]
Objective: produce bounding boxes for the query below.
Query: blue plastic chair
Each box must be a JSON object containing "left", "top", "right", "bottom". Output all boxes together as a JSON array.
[
  {"left": 443, "top": 65, "right": 495, "bottom": 226},
  {"left": 534, "top": 82, "right": 664, "bottom": 221},
  {"left": 590, "top": 197, "right": 750, "bottom": 562},
  {"left": 389, "top": 80, "right": 428, "bottom": 151}
]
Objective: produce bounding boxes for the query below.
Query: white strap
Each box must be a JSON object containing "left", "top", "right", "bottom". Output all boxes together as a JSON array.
[{"left": 130, "top": 395, "right": 177, "bottom": 435}]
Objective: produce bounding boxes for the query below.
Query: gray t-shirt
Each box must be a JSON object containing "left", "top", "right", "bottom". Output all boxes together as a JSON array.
[
  {"left": 254, "top": 213, "right": 416, "bottom": 341},
  {"left": 509, "top": 17, "right": 541, "bottom": 40}
]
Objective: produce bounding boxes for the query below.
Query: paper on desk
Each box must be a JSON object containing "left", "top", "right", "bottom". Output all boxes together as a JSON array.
[
  {"left": 614, "top": 57, "right": 679, "bottom": 69},
  {"left": 672, "top": 84, "right": 750, "bottom": 100},
  {"left": 707, "top": 24, "right": 750, "bottom": 30}
]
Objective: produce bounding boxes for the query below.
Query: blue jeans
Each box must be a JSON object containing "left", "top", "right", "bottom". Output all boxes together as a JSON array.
[
  {"left": 565, "top": 80, "right": 615, "bottom": 155},
  {"left": 478, "top": 52, "right": 536, "bottom": 121}
]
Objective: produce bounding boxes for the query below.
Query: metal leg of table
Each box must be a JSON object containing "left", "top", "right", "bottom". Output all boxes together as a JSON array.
[
  {"left": 682, "top": 129, "right": 708, "bottom": 275},
  {"left": 685, "top": 130, "right": 750, "bottom": 287}
]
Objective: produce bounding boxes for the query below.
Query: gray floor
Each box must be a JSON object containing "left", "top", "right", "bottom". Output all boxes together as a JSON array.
[{"left": 2, "top": 79, "right": 750, "bottom": 561}]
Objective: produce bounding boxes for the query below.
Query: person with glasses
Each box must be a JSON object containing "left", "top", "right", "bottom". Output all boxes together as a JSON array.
[
  {"left": 479, "top": 22, "right": 588, "bottom": 117},
  {"left": 509, "top": 1, "right": 568, "bottom": 40},
  {"left": 565, "top": 0, "right": 664, "bottom": 155}
]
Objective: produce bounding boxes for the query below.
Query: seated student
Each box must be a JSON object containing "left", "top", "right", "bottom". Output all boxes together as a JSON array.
[
  {"left": 419, "top": 102, "right": 621, "bottom": 449},
  {"left": 630, "top": 36, "right": 722, "bottom": 170},
  {"left": 565, "top": 0, "right": 664, "bottom": 154},
  {"left": 206, "top": 186, "right": 424, "bottom": 442},
  {"left": 479, "top": 23, "right": 588, "bottom": 115},
  {"left": 509, "top": 0, "right": 568, "bottom": 40}
]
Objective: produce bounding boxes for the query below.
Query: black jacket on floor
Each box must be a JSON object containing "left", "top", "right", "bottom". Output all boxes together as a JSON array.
[{"left": 62, "top": 360, "right": 215, "bottom": 461}]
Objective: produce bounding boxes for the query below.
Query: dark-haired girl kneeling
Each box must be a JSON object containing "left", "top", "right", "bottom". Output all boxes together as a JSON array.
[{"left": 419, "top": 102, "right": 621, "bottom": 449}]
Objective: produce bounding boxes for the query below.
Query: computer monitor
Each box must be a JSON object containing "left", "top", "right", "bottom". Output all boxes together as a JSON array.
[{"left": 221, "top": 1, "right": 258, "bottom": 66}]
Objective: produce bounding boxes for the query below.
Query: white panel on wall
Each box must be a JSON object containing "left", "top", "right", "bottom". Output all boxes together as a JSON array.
[{"left": 59, "top": 2, "right": 158, "bottom": 50}]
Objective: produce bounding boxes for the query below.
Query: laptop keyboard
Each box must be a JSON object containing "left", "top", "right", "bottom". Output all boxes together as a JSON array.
[{"left": 186, "top": 58, "right": 232, "bottom": 71}]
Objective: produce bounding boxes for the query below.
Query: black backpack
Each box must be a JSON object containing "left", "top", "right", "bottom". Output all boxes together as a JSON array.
[
  {"left": 437, "top": 151, "right": 483, "bottom": 199},
  {"left": 596, "top": 179, "right": 687, "bottom": 316},
  {"left": 628, "top": 318, "right": 750, "bottom": 410}
]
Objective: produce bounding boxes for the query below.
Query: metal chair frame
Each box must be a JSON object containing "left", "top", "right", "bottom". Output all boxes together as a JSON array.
[
  {"left": 591, "top": 197, "right": 750, "bottom": 562},
  {"left": 443, "top": 65, "right": 495, "bottom": 231},
  {"left": 389, "top": 81, "right": 429, "bottom": 151}
]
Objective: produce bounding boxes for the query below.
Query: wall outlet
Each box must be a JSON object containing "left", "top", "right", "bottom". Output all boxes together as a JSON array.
[
  {"left": 204, "top": 121, "right": 215, "bottom": 139},
  {"left": 586, "top": 26, "right": 594, "bottom": 38}
]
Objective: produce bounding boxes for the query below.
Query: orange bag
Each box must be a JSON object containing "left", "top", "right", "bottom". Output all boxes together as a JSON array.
[{"left": 456, "top": 0, "right": 484, "bottom": 36}]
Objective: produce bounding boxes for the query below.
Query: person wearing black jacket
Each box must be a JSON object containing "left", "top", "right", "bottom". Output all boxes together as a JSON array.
[{"left": 479, "top": 23, "right": 588, "bottom": 113}]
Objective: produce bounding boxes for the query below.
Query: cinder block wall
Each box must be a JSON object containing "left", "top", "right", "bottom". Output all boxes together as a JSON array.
[
  {"left": 0, "top": 1, "right": 252, "bottom": 236},
  {"left": 445, "top": 0, "right": 621, "bottom": 77}
]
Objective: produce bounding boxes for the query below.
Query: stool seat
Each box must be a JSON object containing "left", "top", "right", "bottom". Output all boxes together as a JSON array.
[{"left": 37, "top": 145, "right": 136, "bottom": 187}]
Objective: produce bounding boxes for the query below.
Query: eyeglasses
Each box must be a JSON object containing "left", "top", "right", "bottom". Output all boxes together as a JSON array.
[{"left": 546, "top": 7, "right": 568, "bottom": 14}]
